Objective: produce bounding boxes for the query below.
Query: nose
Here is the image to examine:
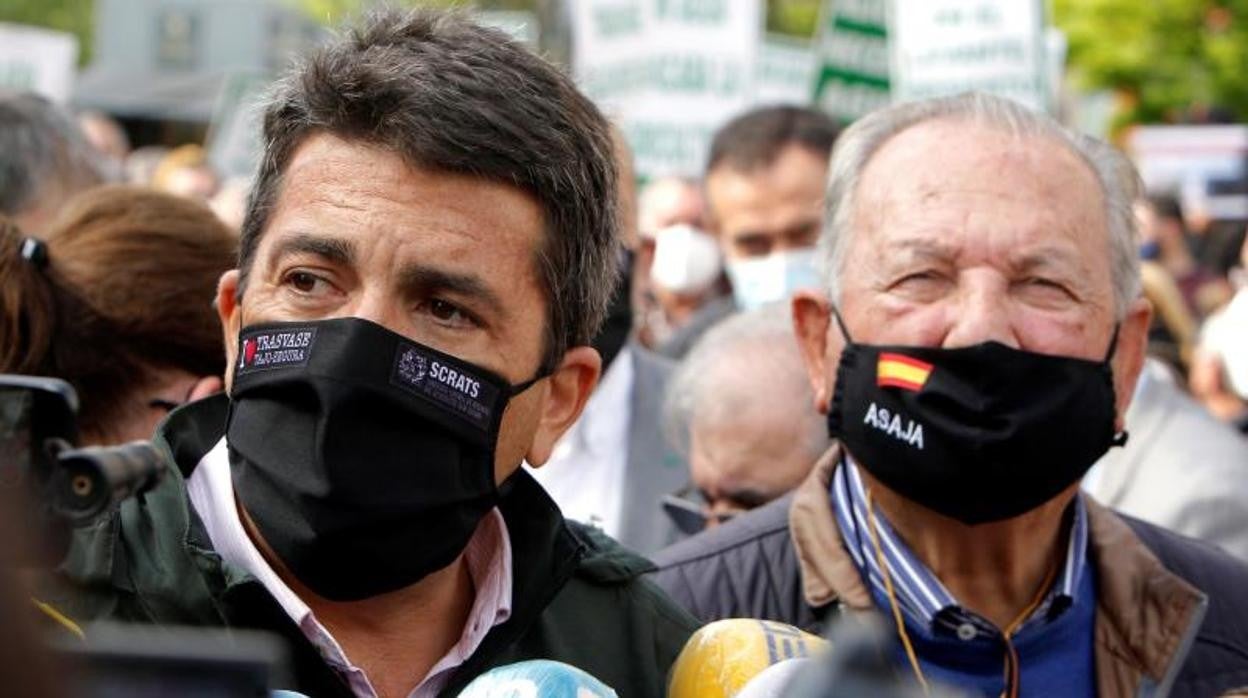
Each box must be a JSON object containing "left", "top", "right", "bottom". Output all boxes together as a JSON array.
[
  {"left": 345, "top": 288, "right": 411, "bottom": 338},
  {"left": 940, "top": 277, "right": 1018, "bottom": 350}
]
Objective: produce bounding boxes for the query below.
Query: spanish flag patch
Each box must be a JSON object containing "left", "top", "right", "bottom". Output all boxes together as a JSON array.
[{"left": 877, "top": 353, "right": 933, "bottom": 392}]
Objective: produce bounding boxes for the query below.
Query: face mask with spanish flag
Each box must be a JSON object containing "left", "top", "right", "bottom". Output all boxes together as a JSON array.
[{"left": 826, "top": 311, "right": 1127, "bottom": 525}]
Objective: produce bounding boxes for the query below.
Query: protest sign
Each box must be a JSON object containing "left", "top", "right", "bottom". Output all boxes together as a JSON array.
[
  {"left": 573, "top": 0, "right": 762, "bottom": 178},
  {"left": 0, "top": 23, "right": 78, "bottom": 103},
  {"left": 811, "top": 0, "right": 890, "bottom": 123},
  {"left": 890, "top": 0, "right": 1049, "bottom": 112}
]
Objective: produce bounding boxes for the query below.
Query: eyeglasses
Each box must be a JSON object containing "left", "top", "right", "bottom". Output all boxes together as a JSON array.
[{"left": 661, "top": 487, "right": 739, "bottom": 536}]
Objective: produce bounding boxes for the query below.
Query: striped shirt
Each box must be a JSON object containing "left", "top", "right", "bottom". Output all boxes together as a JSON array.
[{"left": 832, "top": 456, "right": 1088, "bottom": 640}]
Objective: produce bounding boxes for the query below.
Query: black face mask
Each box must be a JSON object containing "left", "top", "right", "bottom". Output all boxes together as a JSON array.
[
  {"left": 827, "top": 312, "right": 1127, "bottom": 525},
  {"left": 226, "top": 317, "right": 541, "bottom": 601}
]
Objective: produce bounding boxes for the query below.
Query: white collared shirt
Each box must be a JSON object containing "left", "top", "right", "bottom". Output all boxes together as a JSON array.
[
  {"left": 186, "top": 438, "right": 513, "bottom": 698},
  {"left": 526, "top": 346, "right": 634, "bottom": 537}
]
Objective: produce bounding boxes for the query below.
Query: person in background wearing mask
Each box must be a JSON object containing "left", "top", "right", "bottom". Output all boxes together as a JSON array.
[
  {"left": 660, "top": 306, "right": 826, "bottom": 537},
  {"left": 0, "top": 92, "right": 108, "bottom": 236},
  {"left": 634, "top": 177, "right": 734, "bottom": 358},
  {"left": 705, "top": 105, "right": 839, "bottom": 312},
  {"left": 0, "top": 186, "right": 234, "bottom": 444},
  {"left": 40, "top": 10, "right": 696, "bottom": 698},
  {"left": 528, "top": 138, "right": 690, "bottom": 558},
  {"left": 651, "top": 92, "right": 1248, "bottom": 697}
]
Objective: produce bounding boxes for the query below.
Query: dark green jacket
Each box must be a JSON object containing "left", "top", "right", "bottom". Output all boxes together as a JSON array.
[{"left": 40, "top": 396, "right": 698, "bottom": 697}]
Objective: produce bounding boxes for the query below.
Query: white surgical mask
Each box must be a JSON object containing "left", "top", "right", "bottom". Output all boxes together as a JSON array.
[
  {"left": 649, "top": 224, "right": 722, "bottom": 295},
  {"left": 725, "top": 248, "right": 821, "bottom": 310}
]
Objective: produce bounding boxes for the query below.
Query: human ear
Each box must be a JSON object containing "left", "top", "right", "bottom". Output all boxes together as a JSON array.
[
  {"left": 216, "top": 270, "right": 242, "bottom": 391},
  {"left": 525, "top": 346, "right": 602, "bottom": 466},
  {"left": 1110, "top": 296, "right": 1153, "bottom": 432},
  {"left": 189, "top": 375, "right": 224, "bottom": 402},
  {"left": 792, "top": 291, "right": 835, "bottom": 414}
]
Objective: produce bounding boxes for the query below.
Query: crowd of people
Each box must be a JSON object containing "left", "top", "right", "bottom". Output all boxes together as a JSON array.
[{"left": 1, "top": 5, "right": 1247, "bottom": 697}]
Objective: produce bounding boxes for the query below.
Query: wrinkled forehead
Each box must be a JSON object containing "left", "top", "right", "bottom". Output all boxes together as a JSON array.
[{"left": 849, "top": 119, "right": 1110, "bottom": 265}]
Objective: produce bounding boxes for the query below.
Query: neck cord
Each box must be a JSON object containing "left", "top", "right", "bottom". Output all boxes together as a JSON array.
[{"left": 863, "top": 488, "right": 1061, "bottom": 698}]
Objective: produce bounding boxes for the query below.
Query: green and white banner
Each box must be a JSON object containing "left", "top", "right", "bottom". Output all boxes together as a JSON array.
[
  {"left": 890, "top": 0, "right": 1049, "bottom": 112},
  {"left": 812, "top": 0, "right": 890, "bottom": 123},
  {"left": 0, "top": 23, "right": 78, "bottom": 104},
  {"left": 572, "top": 0, "right": 764, "bottom": 179},
  {"left": 755, "top": 34, "right": 817, "bottom": 107}
]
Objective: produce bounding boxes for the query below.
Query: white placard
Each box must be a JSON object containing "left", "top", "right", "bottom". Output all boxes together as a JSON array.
[
  {"left": 0, "top": 23, "right": 78, "bottom": 103},
  {"left": 476, "top": 10, "right": 539, "bottom": 49},
  {"left": 206, "top": 71, "right": 272, "bottom": 180},
  {"left": 889, "top": 0, "right": 1048, "bottom": 112},
  {"left": 754, "top": 35, "right": 816, "bottom": 106},
  {"left": 811, "top": 0, "right": 890, "bottom": 123},
  {"left": 573, "top": 0, "right": 763, "bottom": 179}
]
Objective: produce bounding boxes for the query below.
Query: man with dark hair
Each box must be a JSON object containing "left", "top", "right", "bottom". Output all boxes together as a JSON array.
[
  {"left": 0, "top": 92, "right": 108, "bottom": 235},
  {"left": 705, "top": 105, "right": 838, "bottom": 311},
  {"left": 44, "top": 9, "right": 696, "bottom": 697}
]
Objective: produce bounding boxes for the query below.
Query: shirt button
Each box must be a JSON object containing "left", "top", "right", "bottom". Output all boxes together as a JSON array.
[{"left": 956, "top": 623, "right": 977, "bottom": 641}]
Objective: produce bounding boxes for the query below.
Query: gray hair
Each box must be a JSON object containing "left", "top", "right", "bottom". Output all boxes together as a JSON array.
[
  {"left": 662, "top": 304, "right": 827, "bottom": 460},
  {"left": 238, "top": 8, "right": 619, "bottom": 371},
  {"left": 819, "top": 92, "right": 1142, "bottom": 317},
  {"left": 0, "top": 93, "right": 107, "bottom": 217}
]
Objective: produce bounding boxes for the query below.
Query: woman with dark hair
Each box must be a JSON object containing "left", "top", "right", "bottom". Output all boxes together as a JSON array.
[{"left": 1, "top": 185, "right": 236, "bottom": 444}]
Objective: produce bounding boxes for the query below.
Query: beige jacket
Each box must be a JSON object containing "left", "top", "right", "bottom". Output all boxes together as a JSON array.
[{"left": 789, "top": 444, "right": 1209, "bottom": 698}]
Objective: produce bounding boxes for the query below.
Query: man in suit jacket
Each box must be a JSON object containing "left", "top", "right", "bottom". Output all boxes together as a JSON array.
[
  {"left": 1085, "top": 358, "right": 1248, "bottom": 561},
  {"left": 528, "top": 342, "right": 689, "bottom": 555}
]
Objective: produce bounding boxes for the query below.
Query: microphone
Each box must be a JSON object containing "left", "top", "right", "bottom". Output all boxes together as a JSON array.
[
  {"left": 457, "top": 659, "right": 617, "bottom": 697},
  {"left": 666, "top": 619, "right": 827, "bottom": 698},
  {"left": 733, "top": 658, "right": 816, "bottom": 697},
  {"left": 780, "top": 615, "right": 970, "bottom": 698}
]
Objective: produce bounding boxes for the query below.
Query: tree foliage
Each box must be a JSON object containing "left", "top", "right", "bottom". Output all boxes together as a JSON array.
[
  {"left": 1054, "top": 0, "right": 1248, "bottom": 125},
  {"left": 766, "top": 0, "right": 821, "bottom": 37}
]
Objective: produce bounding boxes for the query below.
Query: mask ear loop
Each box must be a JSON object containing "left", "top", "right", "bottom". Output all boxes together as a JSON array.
[
  {"left": 1103, "top": 323, "right": 1121, "bottom": 363},
  {"left": 830, "top": 306, "right": 854, "bottom": 344},
  {"left": 1103, "top": 323, "right": 1130, "bottom": 448},
  {"left": 508, "top": 373, "right": 547, "bottom": 397}
]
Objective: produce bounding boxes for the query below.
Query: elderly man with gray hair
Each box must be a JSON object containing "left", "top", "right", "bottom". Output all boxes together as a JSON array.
[
  {"left": 652, "top": 92, "right": 1248, "bottom": 697},
  {"left": 660, "top": 305, "right": 825, "bottom": 535},
  {"left": 0, "top": 93, "right": 107, "bottom": 234}
]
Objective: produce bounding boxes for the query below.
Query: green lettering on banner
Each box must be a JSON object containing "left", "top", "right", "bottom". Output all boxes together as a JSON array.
[
  {"left": 831, "top": 16, "right": 886, "bottom": 38},
  {"left": 0, "top": 61, "right": 36, "bottom": 92},
  {"left": 593, "top": 3, "right": 643, "bottom": 38},
  {"left": 812, "top": 0, "right": 890, "bottom": 123},
  {"left": 586, "top": 54, "right": 744, "bottom": 100},
  {"left": 654, "top": 0, "right": 726, "bottom": 24},
  {"left": 627, "top": 120, "right": 716, "bottom": 172}
]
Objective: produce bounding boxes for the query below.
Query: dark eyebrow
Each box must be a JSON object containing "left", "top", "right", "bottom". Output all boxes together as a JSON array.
[
  {"left": 269, "top": 233, "right": 356, "bottom": 268},
  {"left": 780, "top": 216, "right": 822, "bottom": 241},
  {"left": 398, "top": 264, "right": 507, "bottom": 319}
]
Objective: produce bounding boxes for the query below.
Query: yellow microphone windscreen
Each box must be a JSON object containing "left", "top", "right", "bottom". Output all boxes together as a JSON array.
[{"left": 667, "top": 619, "right": 827, "bottom": 698}]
